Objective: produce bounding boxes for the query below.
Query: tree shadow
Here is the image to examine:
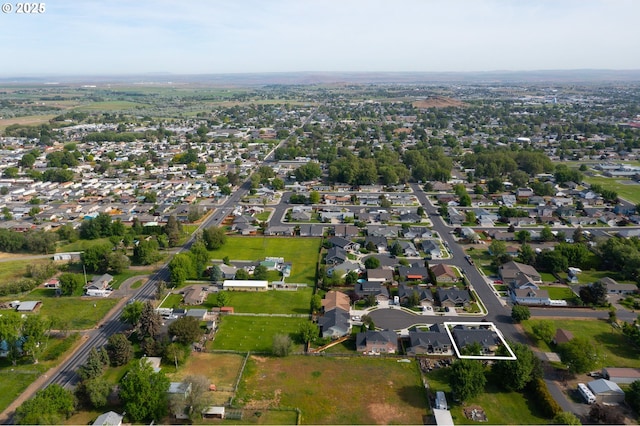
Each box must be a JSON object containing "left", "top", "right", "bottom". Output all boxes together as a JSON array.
[{"left": 397, "top": 385, "right": 428, "bottom": 408}]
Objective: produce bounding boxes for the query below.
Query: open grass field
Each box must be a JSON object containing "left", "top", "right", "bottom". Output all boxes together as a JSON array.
[
  {"left": 205, "top": 288, "right": 312, "bottom": 315},
  {"left": 211, "top": 237, "right": 321, "bottom": 285},
  {"left": 236, "top": 356, "right": 426, "bottom": 425},
  {"left": 75, "top": 100, "right": 151, "bottom": 111},
  {"left": 0, "top": 114, "right": 57, "bottom": 131},
  {"left": 425, "top": 368, "right": 549, "bottom": 425},
  {"left": 0, "top": 364, "right": 46, "bottom": 414},
  {"left": 0, "top": 258, "right": 51, "bottom": 283},
  {"left": 210, "top": 316, "right": 305, "bottom": 353},
  {"left": 57, "top": 237, "right": 113, "bottom": 253},
  {"left": 521, "top": 318, "right": 640, "bottom": 368},
  {"left": 9, "top": 289, "right": 120, "bottom": 329},
  {"left": 583, "top": 175, "right": 640, "bottom": 204}
]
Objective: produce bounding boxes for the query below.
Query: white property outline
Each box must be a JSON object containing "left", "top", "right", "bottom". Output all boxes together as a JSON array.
[{"left": 444, "top": 321, "right": 517, "bottom": 361}]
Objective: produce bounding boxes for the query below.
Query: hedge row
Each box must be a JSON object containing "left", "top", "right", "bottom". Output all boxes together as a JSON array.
[{"left": 528, "top": 377, "right": 562, "bottom": 417}]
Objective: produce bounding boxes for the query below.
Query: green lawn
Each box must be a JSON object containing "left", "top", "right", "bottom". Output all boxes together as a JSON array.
[
  {"left": 558, "top": 269, "right": 629, "bottom": 285},
  {"left": 583, "top": 175, "right": 640, "bottom": 204},
  {"left": 57, "top": 237, "right": 113, "bottom": 253},
  {"left": 425, "top": 368, "right": 549, "bottom": 425},
  {"left": 0, "top": 258, "right": 52, "bottom": 283},
  {"left": 255, "top": 211, "right": 271, "bottom": 222},
  {"left": 465, "top": 248, "right": 496, "bottom": 276},
  {"left": 0, "top": 364, "right": 46, "bottom": 413},
  {"left": 539, "top": 286, "right": 578, "bottom": 302},
  {"left": 521, "top": 319, "right": 640, "bottom": 368},
  {"left": 210, "top": 316, "right": 305, "bottom": 353},
  {"left": 237, "top": 356, "right": 427, "bottom": 425},
  {"left": 204, "top": 288, "right": 312, "bottom": 314},
  {"left": 159, "top": 293, "right": 183, "bottom": 308},
  {"left": 37, "top": 295, "right": 118, "bottom": 330},
  {"left": 211, "top": 237, "right": 321, "bottom": 285}
]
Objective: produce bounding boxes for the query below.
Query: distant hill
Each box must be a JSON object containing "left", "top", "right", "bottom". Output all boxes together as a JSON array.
[{"left": 1, "top": 70, "right": 640, "bottom": 86}]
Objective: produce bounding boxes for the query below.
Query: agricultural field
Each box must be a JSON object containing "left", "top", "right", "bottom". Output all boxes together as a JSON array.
[
  {"left": 236, "top": 356, "right": 426, "bottom": 425},
  {"left": 210, "top": 316, "right": 305, "bottom": 353},
  {"left": 211, "top": 237, "right": 321, "bottom": 285},
  {"left": 425, "top": 368, "right": 549, "bottom": 425},
  {"left": 521, "top": 318, "right": 640, "bottom": 368},
  {"left": 205, "top": 287, "right": 312, "bottom": 315}
]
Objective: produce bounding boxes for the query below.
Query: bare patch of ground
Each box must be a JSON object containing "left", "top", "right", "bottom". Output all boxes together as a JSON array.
[{"left": 368, "top": 402, "right": 402, "bottom": 425}]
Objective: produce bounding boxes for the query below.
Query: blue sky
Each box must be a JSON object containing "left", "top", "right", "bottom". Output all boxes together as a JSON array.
[{"left": 1, "top": 0, "right": 638, "bottom": 76}]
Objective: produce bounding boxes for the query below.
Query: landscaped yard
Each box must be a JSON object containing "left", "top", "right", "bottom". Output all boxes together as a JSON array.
[
  {"left": 236, "top": 356, "right": 427, "bottom": 425},
  {"left": 210, "top": 316, "right": 305, "bottom": 353},
  {"left": 204, "top": 288, "right": 312, "bottom": 314},
  {"left": 521, "top": 318, "right": 640, "bottom": 368},
  {"left": 425, "top": 368, "right": 549, "bottom": 425},
  {"left": 211, "top": 237, "right": 321, "bottom": 285},
  {"left": 539, "top": 285, "right": 579, "bottom": 302},
  {"left": 465, "top": 248, "right": 496, "bottom": 276}
]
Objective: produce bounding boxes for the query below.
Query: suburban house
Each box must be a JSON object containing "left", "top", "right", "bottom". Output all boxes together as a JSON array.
[
  {"left": 499, "top": 261, "right": 542, "bottom": 285},
  {"left": 318, "top": 308, "right": 351, "bottom": 339},
  {"left": 599, "top": 277, "right": 637, "bottom": 295},
  {"left": 329, "top": 236, "right": 360, "bottom": 252},
  {"left": 451, "top": 325, "right": 500, "bottom": 355},
  {"left": 325, "top": 246, "right": 347, "bottom": 265},
  {"left": 321, "top": 290, "right": 351, "bottom": 312},
  {"left": 436, "top": 287, "right": 471, "bottom": 308},
  {"left": 397, "top": 263, "right": 430, "bottom": 281},
  {"left": 406, "top": 325, "right": 453, "bottom": 355},
  {"left": 356, "top": 330, "right": 398, "bottom": 354},
  {"left": 421, "top": 240, "right": 442, "bottom": 259},
  {"left": 403, "top": 227, "right": 433, "bottom": 240},
  {"left": 511, "top": 288, "right": 551, "bottom": 306},
  {"left": 93, "top": 411, "right": 123, "bottom": 426},
  {"left": 366, "top": 268, "right": 394, "bottom": 283},
  {"left": 364, "top": 235, "right": 388, "bottom": 252},
  {"left": 431, "top": 264, "right": 457, "bottom": 283},
  {"left": 222, "top": 280, "right": 268, "bottom": 291},
  {"left": 182, "top": 285, "right": 208, "bottom": 305},
  {"left": 587, "top": 379, "right": 625, "bottom": 404},
  {"left": 397, "top": 284, "right": 433, "bottom": 307},
  {"left": 327, "top": 260, "right": 361, "bottom": 278},
  {"left": 218, "top": 264, "right": 237, "bottom": 279},
  {"left": 354, "top": 281, "right": 389, "bottom": 302},
  {"left": 85, "top": 273, "right": 114, "bottom": 297},
  {"left": 397, "top": 241, "right": 419, "bottom": 257}
]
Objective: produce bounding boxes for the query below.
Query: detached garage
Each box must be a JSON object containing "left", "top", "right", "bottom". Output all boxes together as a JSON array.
[
  {"left": 222, "top": 280, "right": 268, "bottom": 291},
  {"left": 587, "top": 379, "right": 625, "bottom": 404}
]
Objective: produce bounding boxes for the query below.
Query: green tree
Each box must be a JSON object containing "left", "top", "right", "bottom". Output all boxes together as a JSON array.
[
  {"left": 106, "top": 333, "right": 133, "bottom": 366},
  {"left": 518, "top": 243, "right": 536, "bottom": 265},
  {"left": 15, "top": 384, "right": 75, "bottom": 425},
  {"left": 310, "top": 294, "right": 322, "bottom": 313},
  {"left": 515, "top": 230, "right": 531, "bottom": 244},
  {"left": 553, "top": 412, "right": 581, "bottom": 425},
  {"left": 298, "top": 321, "right": 318, "bottom": 345},
  {"left": 189, "top": 241, "right": 211, "bottom": 278},
  {"left": 169, "top": 253, "right": 195, "bottom": 286},
  {"left": 215, "top": 291, "right": 230, "bottom": 307},
  {"left": 511, "top": 305, "right": 531, "bottom": 323},
  {"left": 558, "top": 336, "right": 602, "bottom": 374},
  {"left": 272, "top": 333, "right": 292, "bottom": 357},
  {"left": 531, "top": 320, "right": 556, "bottom": 343},
  {"left": 540, "top": 225, "right": 555, "bottom": 242},
  {"left": 450, "top": 359, "right": 486, "bottom": 402},
  {"left": 492, "top": 342, "right": 540, "bottom": 391},
  {"left": 77, "top": 347, "right": 108, "bottom": 381},
  {"left": 119, "top": 360, "right": 170, "bottom": 423},
  {"left": 121, "top": 300, "right": 145, "bottom": 326},
  {"left": 253, "top": 264, "right": 268, "bottom": 280},
  {"left": 182, "top": 375, "right": 211, "bottom": 420},
  {"left": 202, "top": 226, "right": 226, "bottom": 250},
  {"left": 106, "top": 251, "right": 130, "bottom": 274},
  {"left": 133, "top": 239, "right": 161, "bottom": 265},
  {"left": 364, "top": 257, "right": 381, "bottom": 269},
  {"left": 625, "top": 380, "right": 640, "bottom": 414},
  {"left": 21, "top": 314, "right": 49, "bottom": 363},
  {"left": 537, "top": 250, "right": 568, "bottom": 274},
  {"left": 139, "top": 301, "right": 162, "bottom": 340},
  {"left": 59, "top": 273, "right": 85, "bottom": 296},
  {"left": 168, "top": 316, "right": 203, "bottom": 345},
  {"left": 83, "top": 377, "right": 111, "bottom": 409},
  {"left": 164, "top": 342, "right": 190, "bottom": 368},
  {"left": 164, "top": 215, "right": 182, "bottom": 247},
  {"left": 81, "top": 243, "right": 112, "bottom": 273},
  {"left": 309, "top": 190, "right": 321, "bottom": 204}
]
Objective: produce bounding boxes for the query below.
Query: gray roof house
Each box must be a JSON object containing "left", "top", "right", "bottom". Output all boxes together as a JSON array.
[
  {"left": 93, "top": 411, "right": 123, "bottom": 426},
  {"left": 421, "top": 240, "right": 442, "bottom": 259},
  {"left": 326, "top": 246, "right": 347, "bottom": 265},
  {"left": 318, "top": 308, "right": 351, "bottom": 339},
  {"left": 406, "top": 325, "right": 453, "bottom": 355},
  {"left": 356, "top": 330, "right": 398, "bottom": 354},
  {"left": 437, "top": 287, "right": 471, "bottom": 308},
  {"left": 452, "top": 325, "right": 500, "bottom": 354},
  {"left": 587, "top": 379, "right": 625, "bottom": 404}
]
